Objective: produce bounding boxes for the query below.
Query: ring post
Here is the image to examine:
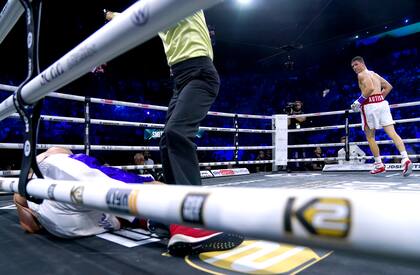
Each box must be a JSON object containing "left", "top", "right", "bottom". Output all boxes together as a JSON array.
[
  {"left": 271, "top": 115, "right": 277, "bottom": 171},
  {"left": 84, "top": 97, "right": 91, "bottom": 155},
  {"left": 344, "top": 110, "right": 350, "bottom": 161},
  {"left": 274, "top": 115, "right": 288, "bottom": 169},
  {"left": 233, "top": 114, "right": 239, "bottom": 165},
  {"left": 13, "top": 0, "right": 44, "bottom": 203}
]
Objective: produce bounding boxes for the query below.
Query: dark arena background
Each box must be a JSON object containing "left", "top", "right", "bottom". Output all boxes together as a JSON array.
[{"left": 0, "top": 0, "right": 419, "bottom": 274}]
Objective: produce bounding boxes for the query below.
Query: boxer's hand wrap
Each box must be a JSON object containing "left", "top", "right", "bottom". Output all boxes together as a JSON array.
[{"left": 351, "top": 95, "right": 367, "bottom": 112}]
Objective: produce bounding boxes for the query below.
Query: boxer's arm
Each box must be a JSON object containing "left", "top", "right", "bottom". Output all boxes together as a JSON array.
[
  {"left": 377, "top": 74, "right": 393, "bottom": 98},
  {"left": 351, "top": 74, "right": 369, "bottom": 110},
  {"left": 351, "top": 73, "right": 374, "bottom": 111},
  {"left": 14, "top": 193, "right": 43, "bottom": 233}
]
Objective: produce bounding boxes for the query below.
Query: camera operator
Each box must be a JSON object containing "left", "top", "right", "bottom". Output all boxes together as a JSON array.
[
  {"left": 286, "top": 101, "right": 306, "bottom": 128},
  {"left": 286, "top": 101, "right": 307, "bottom": 171}
]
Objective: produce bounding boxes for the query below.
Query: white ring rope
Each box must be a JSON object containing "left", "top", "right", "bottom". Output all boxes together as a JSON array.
[
  {"left": 0, "top": 170, "right": 19, "bottom": 176},
  {"left": 0, "top": 143, "right": 273, "bottom": 152},
  {"left": 0, "top": 160, "right": 274, "bottom": 176},
  {"left": 2, "top": 96, "right": 418, "bottom": 166},
  {"left": 4, "top": 152, "right": 418, "bottom": 174},
  {"left": 288, "top": 154, "right": 420, "bottom": 162},
  {"left": 0, "top": 87, "right": 271, "bottom": 120},
  {"left": 1, "top": 177, "right": 420, "bottom": 261},
  {"left": 288, "top": 117, "right": 420, "bottom": 133},
  {"left": 8, "top": 113, "right": 273, "bottom": 133},
  {"left": 6, "top": 113, "right": 274, "bottom": 133},
  {"left": 0, "top": 0, "right": 24, "bottom": 44},
  {"left": 0, "top": 0, "right": 222, "bottom": 121},
  {"left": 6, "top": 106, "right": 417, "bottom": 134},
  {"left": 113, "top": 160, "right": 274, "bottom": 170},
  {"left": 1, "top": 84, "right": 417, "bottom": 121},
  {"left": 288, "top": 138, "right": 420, "bottom": 148},
  {"left": 4, "top": 89, "right": 417, "bottom": 134},
  {"left": 0, "top": 84, "right": 19, "bottom": 92},
  {"left": 288, "top": 101, "right": 420, "bottom": 119},
  {"left": 2, "top": 110, "right": 418, "bottom": 165}
]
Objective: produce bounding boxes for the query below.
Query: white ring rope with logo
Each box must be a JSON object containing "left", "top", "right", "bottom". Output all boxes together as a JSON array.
[
  {"left": 1, "top": 177, "right": 420, "bottom": 262},
  {"left": 0, "top": 0, "right": 419, "bottom": 262}
]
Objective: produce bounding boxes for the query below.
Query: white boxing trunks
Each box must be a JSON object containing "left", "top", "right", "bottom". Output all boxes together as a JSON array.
[
  {"left": 360, "top": 94, "right": 394, "bottom": 130},
  {"left": 27, "top": 154, "right": 139, "bottom": 238}
]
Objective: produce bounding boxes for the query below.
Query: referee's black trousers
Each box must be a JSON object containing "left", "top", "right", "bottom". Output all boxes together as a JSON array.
[{"left": 159, "top": 56, "right": 220, "bottom": 185}]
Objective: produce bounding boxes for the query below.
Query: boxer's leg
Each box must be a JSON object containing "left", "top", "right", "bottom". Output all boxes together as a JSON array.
[
  {"left": 364, "top": 126, "right": 380, "bottom": 158},
  {"left": 383, "top": 124, "right": 413, "bottom": 176},
  {"left": 364, "top": 126, "right": 385, "bottom": 174},
  {"left": 383, "top": 124, "right": 407, "bottom": 155}
]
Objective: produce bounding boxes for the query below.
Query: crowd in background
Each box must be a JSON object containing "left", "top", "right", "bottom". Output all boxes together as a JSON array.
[{"left": 0, "top": 35, "right": 418, "bottom": 171}]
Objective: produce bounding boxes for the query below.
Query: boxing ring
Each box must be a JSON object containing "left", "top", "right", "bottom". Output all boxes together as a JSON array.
[
  {"left": 0, "top": 0, "right": 420, "bottom": 274},
  {"left": 0, "top": 83, "right": 418, "bottom": 175}
]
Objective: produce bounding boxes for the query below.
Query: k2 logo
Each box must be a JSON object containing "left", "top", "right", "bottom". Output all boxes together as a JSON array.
[{"left": 284, "top": 197, "right": 351, "bottom": 238}]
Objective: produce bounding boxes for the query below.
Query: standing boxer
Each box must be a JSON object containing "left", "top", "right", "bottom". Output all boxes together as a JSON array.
[{"left": 350, "top": 56, "right": 412, "bottom": 176}]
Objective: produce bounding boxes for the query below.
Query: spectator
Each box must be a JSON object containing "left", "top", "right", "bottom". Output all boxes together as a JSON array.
[
  {"left": 134, "top": 152, "right": 145, "bottom": 165},
  {"left": 255, "top": 150, "right": 270, "bottom": 172},
  {"left": 311, "top": 146, "right": 325, "bottom": 171},
  {"left": 287, "top": 101, "right": 306, "bottom": 129},
  {"left": 134, "top": 152, "right": 156, "bottom": 176},
  {"left": 133, "top": 152, "right": 146, "bottom": 174},
  {"left": 143, "top": 151, "right": 155, "bottom": 167}
]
